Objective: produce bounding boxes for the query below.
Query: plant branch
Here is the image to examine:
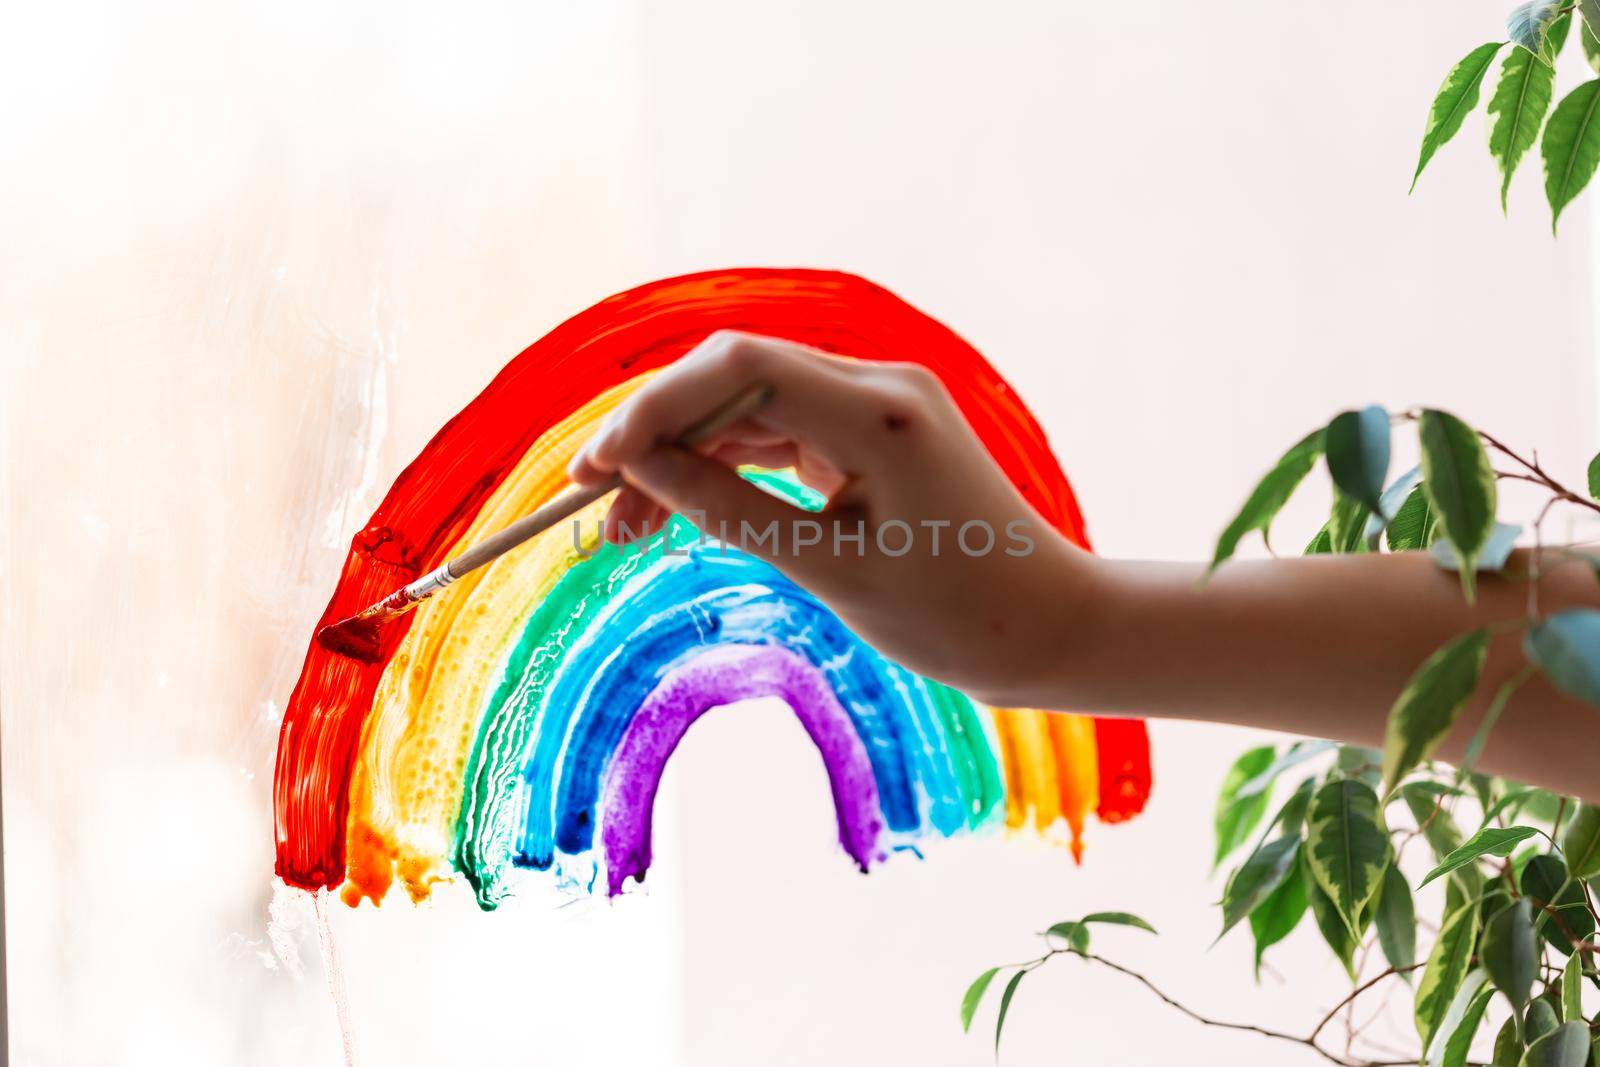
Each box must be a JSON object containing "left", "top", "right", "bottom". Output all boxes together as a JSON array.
[
  {"left": 1065, "top": 950, "right": 1441, "bottom": 1067},
  {"left": 1480, "top": 430, "right": 1600, "bottom": 517},
  {"left": 1308, "top": 964, "right": 1425, "bottom": 1045}
]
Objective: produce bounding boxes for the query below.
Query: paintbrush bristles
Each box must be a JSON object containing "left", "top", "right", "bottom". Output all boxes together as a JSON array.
[
  {"left": 314, "top": 572, "right": 437, "bottom": 662},
  {"left": 314, "top": 380, "right": 773, "bottom": 663},
  {"left": 315, "top": 615, "right": 386, "bottom": 662},
  {"left": 312, "top": 482, "right": 617, "bottom": 664}
]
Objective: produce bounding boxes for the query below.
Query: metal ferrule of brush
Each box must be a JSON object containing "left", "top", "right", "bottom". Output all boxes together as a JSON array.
[{"left": 404, "top": 563, "right": 459, "bottom": 602}]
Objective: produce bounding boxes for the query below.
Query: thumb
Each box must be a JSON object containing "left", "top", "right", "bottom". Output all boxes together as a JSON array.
[{"left": 620, "top": 447, "right": 844, "bottom": 582}]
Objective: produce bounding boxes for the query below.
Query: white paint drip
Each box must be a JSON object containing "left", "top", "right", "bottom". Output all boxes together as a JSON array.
[{"left": 314, "top": 888, "right": 359, "bottom": 1067}]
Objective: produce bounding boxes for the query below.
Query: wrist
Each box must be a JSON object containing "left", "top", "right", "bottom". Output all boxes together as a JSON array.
[
  {"left": 973, "top": 534, "right": 1110, "bottom": 710},
  {"left": 1039, "top": 539, "right": 1115, "bottom": 707}
]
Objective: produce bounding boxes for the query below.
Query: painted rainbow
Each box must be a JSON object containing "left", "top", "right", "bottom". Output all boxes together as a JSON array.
[{"left": 273, "top": 268, "right": 1151, "bottom": 909}]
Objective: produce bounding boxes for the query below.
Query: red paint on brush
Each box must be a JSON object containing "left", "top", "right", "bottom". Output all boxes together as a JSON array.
[
  {"left": 316, "top": 587, "right": 424, "bottom": 662},
  {"left": 314, "top": 617, "right": 386, "bottom": 663},
  {"left": 272, "top": 268, "right": 1149, "bottom": 890}
]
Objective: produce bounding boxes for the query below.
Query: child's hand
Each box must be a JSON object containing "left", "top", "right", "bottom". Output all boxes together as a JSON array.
[
  {"left": 567, "top": 330, "right": 1096, "bottom": 707},
  {"left": 567, "top": 332, "right": 1600, "bottom": 802}
]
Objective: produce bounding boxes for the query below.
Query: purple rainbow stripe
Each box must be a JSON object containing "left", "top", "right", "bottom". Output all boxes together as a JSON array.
[{"left": 599, "top": 643, "right": 884, "bottom": 896}]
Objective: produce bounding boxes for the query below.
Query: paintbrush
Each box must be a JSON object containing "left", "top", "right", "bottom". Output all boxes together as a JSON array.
[{"left": 316, "top": 380, "right": 774, "bottom": 663}]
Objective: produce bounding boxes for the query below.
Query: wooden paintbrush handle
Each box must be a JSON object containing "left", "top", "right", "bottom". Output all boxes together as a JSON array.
[
  {"left": 446, "top": 475, "right": 623, "bottom": 578},
  {"left": 439, "top": 380, "right": 773, "bottom": 582}
]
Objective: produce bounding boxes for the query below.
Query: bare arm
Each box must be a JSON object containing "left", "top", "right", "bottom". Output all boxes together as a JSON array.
[
  {"left": 569, "top": 331, "right": 1600, "bottom": 802},
  {"left": 1066, "top": 552, "right": 1599, "bottom": 801}
]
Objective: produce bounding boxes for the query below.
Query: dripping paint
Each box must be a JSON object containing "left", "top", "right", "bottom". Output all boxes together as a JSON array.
[{"left": 272, "top": 268, "right": 1152, "bottom": 908}]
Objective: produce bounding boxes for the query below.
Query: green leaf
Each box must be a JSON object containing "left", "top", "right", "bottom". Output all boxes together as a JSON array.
[
  {"left": 1388, "top": 484, "right": 1441, "bottom": 551},
  {"left": 1467, "top": 770, "right": 1496, "bottom": 809},
  {"left": 961, "top": 967, "right": 1000, "bottom": 1032},
  {"left": 1215, "top": 746, "right": 1277, "bottom": 868},
  {"left": 1509, "top": 2, "right": 1566, "bottom": 59},
  {"left": 1521, "top": 854, "right": 1597, "bottom": 954},
  {"left": 1047, "top": 914, "right": 1155, "bottom": 951},
  {"left": 1326, "top": 406, "right": 1391, "bottom": 512},
  {"left": 1582, "top": 0, "right": 1600, "bottom": 39},
  {"left": 1489, "top": 25, "right": 1564, "bottom": 208},
  {"left": 1305, "top": 779, "right": 1391, "bottom": 935},
  {"left": 1483, "top": 898, "right": 1539, "bottom": 1010},
  {"left": 1544, "top": 11, "right": 1574, "bottom": 62},
  {"left": 1418, "top": 410, "right": 1497, "bottom": 599},
  {"left": 1438, "top": 986, "right": 1496, "bottom": 1067},
  {"left": 1335, "top": 744, "right": 1384, "bottom": 788},
  {"left": 1561, "top": 953, "right": 1582, "bottom": 1024},
  {"left": 1583, "top": 15, "right": 1600, "bottom": 73},
  {"left": 1235, "top": 741, "right": 1337, "bottom": 803},
  {"left": 1425, "top": 968, "right": 1492, "bottom": 1067},
  {"left": 1404, "top": 781, "right": 1483, "bottom": 895},
  {"left": 1513, "top": 789, "right": 1566, "bottom": 825},
  {"left": 1248, "top": 862, "right": 1308, "bottom": 977},
  {"left": 1525, "top": 610, "right": 1600, "bottom": 706},
  {"left": 1543, "top": 79, "right": 1600, "bottom": 234},
  {"left": 1366, "top": 465, "right": 1424, "bottom": 544},
  {"left": 1417, "top": 899, "right": 1483, "bottom": 1047},
  {"left": 1588, "top": 451, "right": 1600, "bottom": 499},
  {"left": 1375, "top": 863, "right": 1418, "bottom": 973},
  {"left": 1382, "top": 629, "right": 1491, "bottom": 794},
  {"left": 1520, "top": 1022, "right": 1591, "bottom": 1067},
  {"left": 1560, "top": 802, "right": 1600, "bottom": 878},
  {"left": 994, "top": 969, "right": 1025, "bottom": 1055},
  {"left": 1079, "top": 911, "right": 1158, "bottom": 935},
  {"left": 1481, "top": 786, "right": 1538, "bottom": 829},
  {"left": 1528, "top": 999, "right": 1562, "bottom": 1043},
  {"left": 1479, "top": 882, "right": 1515, "bottom": 925},
  {"left": 1044, "top": 921, "right": 1090, "bottom": 953},
  {"left": 1494, "top": 1016, "right": 1524, "bottom": 1067},
  {"left": 1420, "top": 824, "right": 1541, "bottom": 887},
  {"left": 1414, "top": 42, "right": 1508, "bottom": 191},
  {"left": 1544, "top": 980, "right": 1565, "bottom": 1024},
  {"left": 1211, "top": 430, "right": 1325, "bottom": 570},
  {"left": 1305, "top": 525, "right": 1332, "bottom": 555},
  {"left": 1305, "top": 857, "right": 1359, "bottom": 979},
  {"left": 1267, "top": 777, "right": 1319, "bottom": 840},
  {"left": 1405, "top": 779, "right": 1468, "bottom": 806},
  {"left": 1329, "top": 490, "right": 1374, "bottom": 554},
  {"left": 1219, "top": 836, "right": 1303, "bottom": 940},
  {"left": 1431, "top": 522, "right": 1522, "bottom": 572},
  {"left": 1512, "top": 843, "right": 1544, "bottom": 882}
]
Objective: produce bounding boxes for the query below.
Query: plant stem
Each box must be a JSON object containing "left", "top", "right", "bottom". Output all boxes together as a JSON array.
[
  {"left": 1064, "top": 950, "right": 1437, "bottom": 1067},
  {"left": 1308, "top": 964, "right": 1425, "bottom": 1045},
  {"left": 1480, "top": 429, "right": 1600, "bottom": 517}
]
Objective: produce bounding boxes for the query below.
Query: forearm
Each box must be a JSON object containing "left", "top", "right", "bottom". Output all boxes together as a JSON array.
[
  {"left": 575, "top": 331, "right": 1599, "bottom": 802},
  {"left": 1048, "top": 548, "right": 1600, "bottom": 802}
]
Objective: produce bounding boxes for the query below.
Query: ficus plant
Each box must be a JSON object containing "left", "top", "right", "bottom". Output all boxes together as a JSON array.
[
  {"left": 963, "top": 407, "right": 1600, "bottom": 1065},
  {"left": 1415, "top": 0, "right": 1600, "bottom": 230}
]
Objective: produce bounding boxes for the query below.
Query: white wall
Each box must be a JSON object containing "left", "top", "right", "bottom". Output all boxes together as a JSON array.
[
  {"left": 1, "top": 4, "right": 675, "bottom": 1065},
  {"left": 640, "top": 3, "right": 1595, "bottom": 1065},
  {"left": 1, "top": 2, "right": 1593, "bottom": 1066}
]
